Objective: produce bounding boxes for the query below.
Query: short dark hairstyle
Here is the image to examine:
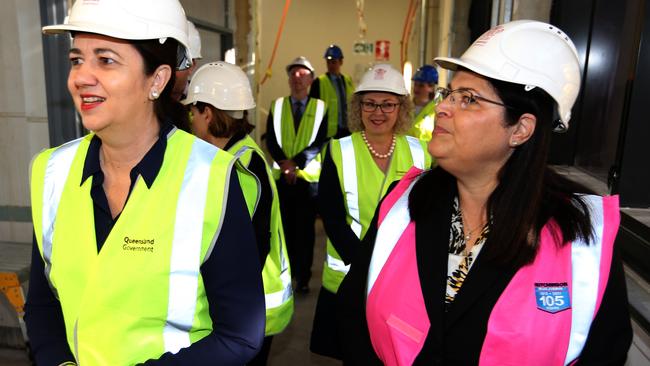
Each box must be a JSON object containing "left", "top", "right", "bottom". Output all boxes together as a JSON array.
[{"left": 194, "top": 102, "right": 254, "bottom": 138}]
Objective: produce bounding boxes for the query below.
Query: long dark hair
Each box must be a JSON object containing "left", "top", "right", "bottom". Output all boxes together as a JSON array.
[
  {"left": 131, "top": 39, "right": 190, "bottom": 132},
  {"left": 410, "top": 76, "right": 595, "bottom": 268}
]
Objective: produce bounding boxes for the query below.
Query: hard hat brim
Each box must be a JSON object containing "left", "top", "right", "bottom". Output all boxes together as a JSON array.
[
  {"left": 355, "top": 86, "right": 408, "bottom": 96},
  {"left": 42, "top": 23, "right": 194, "bottom": 62},
  {"left": 434, "top": 56, "right": 506, "bottom": 84}
]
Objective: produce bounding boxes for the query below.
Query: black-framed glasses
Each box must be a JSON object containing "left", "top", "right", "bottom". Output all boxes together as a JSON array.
[
  {"left": 360, "top": 101, "right": 400, "bottom": 113},
  {"left": 434, "top": 87, "right": 512, "bottom": 110}
]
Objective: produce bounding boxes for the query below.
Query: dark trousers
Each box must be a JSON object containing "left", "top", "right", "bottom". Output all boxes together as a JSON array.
[
  {"left": 248, "top": 336, "right": 273, "bottom": 365},
  {"left": 310, "top": 287, "right": 342, "bottom": 359},
  {"left": 276, "top": 177, "right": 317, "bottom": 286}
]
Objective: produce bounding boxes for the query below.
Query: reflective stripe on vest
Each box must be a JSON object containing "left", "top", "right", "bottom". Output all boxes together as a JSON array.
[
  {"left": 273, "top": 98, "right": 284, "bottom": 148},
  {"left": 366, "top": 175, "right": 419, "bottom": 295},
  {"left": 41, "top": 137, "right": 84, "bottom": 294},
  {"left": 565, "top": 195, "right": 604, "bottom": 364},
  {"left": 327, "top": 254, "right": 350, "bottom": 274},
  {"left": 405, "top": 136, "right": 425, "bottom": 170},
  {"left": 165, "top": 138, "right": 219, "bottom": 354},
  {"left": 265, "top": 267, "right": 292, "bottom": 308},
  {"left": 340, "top": 137, "right": 362, "bottom": 238}
]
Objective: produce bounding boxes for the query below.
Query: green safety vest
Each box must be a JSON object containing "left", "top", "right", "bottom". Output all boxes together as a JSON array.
[
  {"left": 228, "top": 135, "right": 294, "bottom": 335},
  {"left": 407, "top": 100, "right": 437, "bottom": 141},
  {"left": 322, "top": 133, "right": 432, "bottom": 293},
  {"left": 318, "top": 73, "right": 355, "bottom": 138},
  {"left": 270, "top": 97, "right": 326, "bottom": 183},
  {"left": 30, "top": 129, "right": 237, "bottom": 365}
]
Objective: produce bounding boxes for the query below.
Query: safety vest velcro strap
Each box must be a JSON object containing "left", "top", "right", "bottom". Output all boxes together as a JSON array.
[{"left": 326, "top": 254, "right": 350, "bottom": 274}]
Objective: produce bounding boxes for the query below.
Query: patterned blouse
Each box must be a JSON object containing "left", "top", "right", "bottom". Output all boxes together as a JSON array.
[{"left": 445, "top": 197, "right": 489, "bottom": 308}]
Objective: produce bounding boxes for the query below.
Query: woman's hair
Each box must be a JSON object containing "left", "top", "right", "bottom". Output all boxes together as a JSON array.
[
  {"left": 410, "top": 73, "right": 595, "bottom": 268},
  {"left": 131, "top": 39, "right": 190, "bottom": 132},
  {"left": 194, "top": 102, "right": 254, "bottom": 138},
  {"left": 348, "top": 93, "right": 414, "bottom": 134}
]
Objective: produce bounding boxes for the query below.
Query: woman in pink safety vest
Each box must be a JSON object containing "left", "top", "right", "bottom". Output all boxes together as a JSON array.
[{"left": 336, "top": 20, "right": 632, "bottom": 366}]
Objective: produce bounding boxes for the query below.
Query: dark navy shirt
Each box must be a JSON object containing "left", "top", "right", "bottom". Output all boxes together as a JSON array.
[{"left": 24, "top": 123, "right": 265, "bottom": 365}]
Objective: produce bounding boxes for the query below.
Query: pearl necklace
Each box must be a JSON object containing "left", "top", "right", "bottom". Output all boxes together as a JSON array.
[{"left": 361, "top": 131, "right": 396, "bottom": 159}]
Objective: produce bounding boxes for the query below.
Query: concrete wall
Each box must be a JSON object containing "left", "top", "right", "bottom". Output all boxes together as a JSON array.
[{"left": 0, "top": 0, "right": 49, "bottom": 244}]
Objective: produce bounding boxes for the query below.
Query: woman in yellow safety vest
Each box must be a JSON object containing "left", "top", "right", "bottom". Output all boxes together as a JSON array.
[
  {"left": 24, "top": 1, "right": 265, "bottom": 365},
  {"left": 310, "top": 64, "right": 432, "bottom": 359},
  {"left": 182, "top": 61, "right": 294, "bottom": 365}
]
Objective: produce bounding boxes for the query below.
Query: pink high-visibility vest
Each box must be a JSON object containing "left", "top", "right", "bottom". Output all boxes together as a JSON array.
[{"left": 366, "top": 167, "right": 619, "bottom": 366}]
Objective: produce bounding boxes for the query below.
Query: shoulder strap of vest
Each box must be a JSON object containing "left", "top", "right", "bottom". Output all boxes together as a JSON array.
[
  {"left": 40, "top": 136, "right": 86, "bottom": 289},
  {"left": 405, "top": 136, "right": 425, "bottom": 169},
  {"left": 307, "top": 99, "right": 326, "bottom": 145},
  {"left": 339, "top": 136, "right": 362, "bottom": 238},
  {"left": 273, "top": 97, "right": 285, "bottom": 148},
  {"left": 564, "top": 194, "right": 617, "bottom": 364},
  {"left": 232, "top": 145, "right": 262, "bottom": 215},
  {"left": 164, "top": 136, "right": 220, "bottom": 353},
  {"left": 366, "top": 170, "right": 423, "bottom": 295}
]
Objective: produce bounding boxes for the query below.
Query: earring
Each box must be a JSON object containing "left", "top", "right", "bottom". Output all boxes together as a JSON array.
[
  {"left": 149, "top": 90, "right": 160, "bottom": 101},
  {"left": 511, "top": 141, "right": 518, "bottom": 146}
]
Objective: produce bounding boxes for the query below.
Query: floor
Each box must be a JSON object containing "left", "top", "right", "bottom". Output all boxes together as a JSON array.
[{"left": 0, "top": 220, "right": 341, "bottom": 365}]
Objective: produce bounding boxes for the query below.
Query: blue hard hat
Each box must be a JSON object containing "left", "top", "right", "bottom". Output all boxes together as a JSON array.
[
  {"left": 412, "top": 65, "right": 438, "bottom": 84},
  {"left": 324, "top": 44, "right": 344, "bottom": 60}
]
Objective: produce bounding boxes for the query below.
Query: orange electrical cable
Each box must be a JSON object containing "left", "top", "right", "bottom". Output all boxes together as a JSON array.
[
  {"left": 400, "top": 0, "right": 415, "bottom": 67},
  {"left": 260, "top": 0, "right": 292, "bottom": 86},
  {"left": 401, "top": 0, "right": 420, "bottom": 67},
  {"left": 400, "top": 0, "right": 419, "bottom": 67}
]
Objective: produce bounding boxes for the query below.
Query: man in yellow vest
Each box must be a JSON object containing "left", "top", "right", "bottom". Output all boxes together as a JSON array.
[
  {"left": 309, "top": 45, "right": 355, "bottom": 138},
  {"left": 266, "top": 56, "right": 328, "bottom": 293}
]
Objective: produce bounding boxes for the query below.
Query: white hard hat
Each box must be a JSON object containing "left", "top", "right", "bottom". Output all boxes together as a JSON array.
[
  {"left": 181, "top": 61, "right": 256, "bottom": 119},
  {"left": 187, "top": 21, "right": 202, "bottom": 60},
  {"left": 286, "top": 56, "right": 315, "bottom": 75},
  {"left": 355, "top": 63, "right": 408, "bottom": 95},
  {"left": 435, "top": 20, "right": 581, "bottom": 131},
  {"left": 42, "top": 0, "right": 192, "bottom": 70}
]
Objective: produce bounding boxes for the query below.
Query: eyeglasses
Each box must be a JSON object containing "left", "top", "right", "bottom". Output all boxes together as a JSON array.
[
  {"left": 360, "top": 101, "right": 400, "bottom": 113},
  {"left": 434, "top": 87, "right": 512, "bottom": 110}
]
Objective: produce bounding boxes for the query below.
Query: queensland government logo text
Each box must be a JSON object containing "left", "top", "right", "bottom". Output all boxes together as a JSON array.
[{"left": 123, "top": 236, "right": 155, "bottom": 253}]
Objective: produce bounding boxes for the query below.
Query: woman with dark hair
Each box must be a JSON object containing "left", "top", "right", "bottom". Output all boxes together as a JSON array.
[
  {"left": 310, "top": 64, "right": 432, "bottom": 359},
  {"left": 25, "top": 1, "right": 264, "bottom": 365},
  {"left": 337, "top": 20, "right": 632, "bottom": 365},
  {"left": 183, "top": 61, "right": 294, "bottom": 365}
]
